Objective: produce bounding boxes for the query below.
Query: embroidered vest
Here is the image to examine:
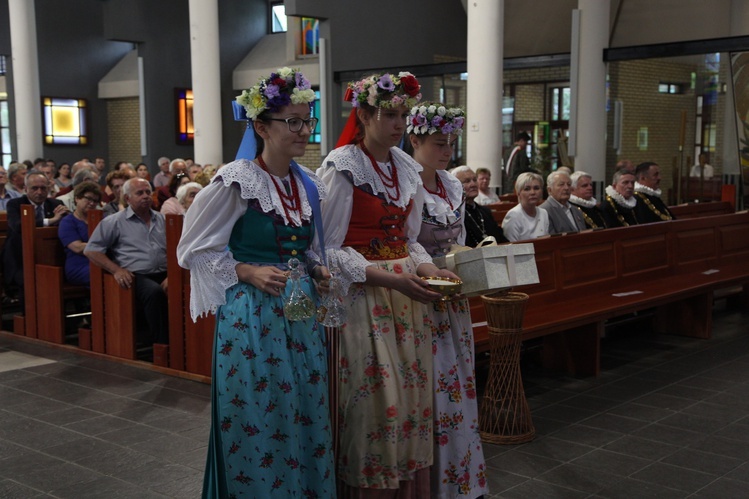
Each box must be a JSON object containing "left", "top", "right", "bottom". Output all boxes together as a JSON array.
[
  {"left": 229, "top": 203, "right": 312, "bottom": 263},
  {"left": 343, "top": 186, "right": 412, "bottom": 260}
]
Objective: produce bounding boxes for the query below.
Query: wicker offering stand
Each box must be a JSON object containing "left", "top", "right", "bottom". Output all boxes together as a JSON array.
[{"left": 479, "top": 290, "right": 535, "bottom": 444}]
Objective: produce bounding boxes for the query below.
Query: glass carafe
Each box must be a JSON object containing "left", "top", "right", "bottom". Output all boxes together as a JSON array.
[
  {"left": 283, "top": 258, "right": 315, "bottom": 321},
  {"left": 317, "top": 262, "right": 346, "bottom": 327}
]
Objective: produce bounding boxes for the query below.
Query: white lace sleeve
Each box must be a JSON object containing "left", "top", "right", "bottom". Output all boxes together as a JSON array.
[
  {"left": 317, "top": 160, "right": 374, "bottom": 295},
  {"left": 177, "top": 179, "right": 247, "bottom": 321}
]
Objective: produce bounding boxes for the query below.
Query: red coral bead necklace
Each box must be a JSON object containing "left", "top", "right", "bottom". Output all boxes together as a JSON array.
[{"left": 255, "top": 155, "right": 301, "bottom": 225}]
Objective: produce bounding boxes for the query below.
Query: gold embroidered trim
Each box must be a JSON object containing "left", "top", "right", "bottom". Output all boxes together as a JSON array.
[
  {"left": 579, "top": 209, "right": 599, "bottom": 229},
  {"left": 635, "top": 192, "right": 672, "bottom": 221},
  {"left": 606, "top": 195, "right": 637, "bottom": 227}
]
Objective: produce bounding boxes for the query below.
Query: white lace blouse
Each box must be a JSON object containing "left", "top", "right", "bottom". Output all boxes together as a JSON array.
[
  {"left": 316, "top": 145, "right": 433, "bottom": 295},
  {"left": 176, "top": 159, "right": 326, "bottom": 320}
]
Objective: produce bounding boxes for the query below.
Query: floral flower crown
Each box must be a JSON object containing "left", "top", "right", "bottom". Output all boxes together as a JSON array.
[
  {"left": 236, "top": 67, "right": 316, "bottom": 120},
  {"left": 345, "top": 72, "right": 422, "bottom": 110},
  {"left": 407, "top": 102, "right": 465, "bottom": 136}
]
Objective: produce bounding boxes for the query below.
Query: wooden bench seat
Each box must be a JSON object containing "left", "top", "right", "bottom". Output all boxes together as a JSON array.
[
  {"left": 469, "top": 212, "right": 749, "bottom": 377},
  {"left": 668, "top": 201, "right": 733, "bottom": 219},
  {"left": 87, "top": 210, "right": 171, "bottom": 365},
  {"left": 165, "top": 214, "right": 214, "bottom": 376},
  {"left": 486, "top": 201, "right": 517, "bottom": 225},
  {"left": 15, "top": 206, "right": 88, "bottom": 343}
]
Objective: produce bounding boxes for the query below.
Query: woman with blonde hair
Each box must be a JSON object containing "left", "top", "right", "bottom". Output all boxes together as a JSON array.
[{"left": 501, "top": 171, "right": 549, "bottom": 241}]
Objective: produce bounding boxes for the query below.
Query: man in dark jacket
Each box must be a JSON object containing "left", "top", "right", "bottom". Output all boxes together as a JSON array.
[
  {"left": 4, "top": 171, "right": 69, "bottom": 293},
  {"left": 502, "top": 131, "right": 532, "bottom": 194},
  {"left": 634, "top": 161, "right": 675, "bottom": 224}
]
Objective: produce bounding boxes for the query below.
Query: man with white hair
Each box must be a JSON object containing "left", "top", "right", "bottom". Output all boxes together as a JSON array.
[
  {"left": 539, "top": 170, "right": 587, "bottom": 234},
  {"left": 85, "top": 177, "right": 169, "bottom": 346},
  {"left": 6, "top": 162, "right": 28, "bottom": 194},
  {"left": 152, "top": 156, "right": 171, "bottom": 188},
  {"left": 569, "top": 171, "right": 607, "bottom": 229},
  {"left": 58, "top": 167, "right": 99, "bottom": 211},
  {"left": 0, "top": 165, "right": 21, "bottom": 211}
]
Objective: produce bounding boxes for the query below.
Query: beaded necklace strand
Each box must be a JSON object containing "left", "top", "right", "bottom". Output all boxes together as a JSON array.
[
  {"left": 465, "top": 204, "right": 487, "bottom": 238},
  {"left": 360, "top": 142, "right": 400, "bottom": 202},
  {"left": 423, "top": 173, "right": 454, "bottom": 210},
  {"left": 255, "top": 155, "right": 301, "bottom": 226}
]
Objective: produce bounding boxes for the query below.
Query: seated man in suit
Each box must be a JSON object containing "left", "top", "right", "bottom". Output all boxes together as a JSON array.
[
  {"left": 539, "top": 170, "right": 587, "bottom": 235},
  {"left": 634, "top": 161, "right": 674, "bottom": 223},
  {"left": 569, "top": 171, "right": 607, "bottom": 229},
  {"left": 601, "top": 169, "right": 638, "bottom": 228},
  {"left": 3, "top": 171, "right": 69, "bottom": 297},
  {"left": 84, "top": 178, "right": 169, "bottom": 345}
]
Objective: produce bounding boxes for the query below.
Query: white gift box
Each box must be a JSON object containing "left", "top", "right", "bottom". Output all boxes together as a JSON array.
[{"left": 432, "top": 243, "right": 539, "bottom": 296}]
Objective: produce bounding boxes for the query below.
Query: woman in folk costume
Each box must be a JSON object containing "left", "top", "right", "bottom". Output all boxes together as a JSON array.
[
  {"left": 406, "top": 103, "right": 489, "bottom": 499},
  {"left": 177, "top": 67, "right": 335, "bottom": 498},
  {"left": 317, "top": 73, "right": 459, "bottom": 497}
]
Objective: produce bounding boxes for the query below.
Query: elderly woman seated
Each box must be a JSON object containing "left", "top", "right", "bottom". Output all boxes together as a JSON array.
[
  {"left": 451, "top": 165, "right": 507, "bottom": 247},
  {"left": 58, "top": 182, "right": 101, "bottom": 285},
  {"left": 501, "top": 171, "right": 550, "bottom": 242},
  {"left": 160, "top": 181, "right": 202, "bottom": 215}
]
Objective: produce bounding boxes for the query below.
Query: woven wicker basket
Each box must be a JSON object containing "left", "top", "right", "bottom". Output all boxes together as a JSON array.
[{"left": 479, "top": 290, "right": 535, "bottom": 444}]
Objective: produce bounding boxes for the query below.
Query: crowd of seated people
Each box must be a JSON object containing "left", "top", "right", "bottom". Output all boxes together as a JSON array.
[
  {"left": 446, "top": 158, "right": 684, "bottom": 246},
  {"left": 0, "top": 154, "right": 220, "bottom": 345}
]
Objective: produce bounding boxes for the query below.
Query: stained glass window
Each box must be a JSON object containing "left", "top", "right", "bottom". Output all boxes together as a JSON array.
[{"left": 43, "top": 97, "right": 87, "bottom": 145}]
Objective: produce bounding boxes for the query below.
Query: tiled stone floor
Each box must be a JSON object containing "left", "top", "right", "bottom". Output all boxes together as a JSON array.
[{"left": 0, "top": 301, "right": 747, "bottom": 498}]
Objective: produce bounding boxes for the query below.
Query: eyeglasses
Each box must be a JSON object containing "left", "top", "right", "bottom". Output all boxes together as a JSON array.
[
  {"left": 267, "top": 117, "right": 318, "bottom": 133},
  {"left": 82, "top": 196, "right": 100, "bottom": 204}
]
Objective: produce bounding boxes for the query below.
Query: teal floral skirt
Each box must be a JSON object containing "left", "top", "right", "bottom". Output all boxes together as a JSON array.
[{"left": 202, "top": 278, "right": 335, "bottom": 498}]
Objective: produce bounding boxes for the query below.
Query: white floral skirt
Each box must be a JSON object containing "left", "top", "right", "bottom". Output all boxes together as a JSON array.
[
  {"left": 427, "top": 298, "right": 489, "bottom": 499},
  {"left": 335, "top": 256, "right": 433, "bottom": 490}
]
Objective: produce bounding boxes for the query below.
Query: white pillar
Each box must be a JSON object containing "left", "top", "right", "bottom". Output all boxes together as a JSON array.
[
  {"left": 8, "top": 0, "right": 42, "bottom": 161},
  {"left": 466, "top": 0, "right": 503, "bottom": 189},
  {"left": 188, "top": 0, "right": 223, "bottom": 165},
  {"left": 723, "top": 0, "right": 749, "bottom": 175},
  {"left": 570, "top": 0, "right": 609, "bottom": 183}
]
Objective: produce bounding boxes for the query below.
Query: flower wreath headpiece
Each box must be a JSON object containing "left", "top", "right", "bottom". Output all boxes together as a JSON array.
[
  {"left": 407, "top": 102, "right": 465, "bottom": 136},
  {"left": 235, "top": 67, "right": 316, "bottom": 120},
  {"left": 345, "top": 72, "right": 422, "bottom": 110}
]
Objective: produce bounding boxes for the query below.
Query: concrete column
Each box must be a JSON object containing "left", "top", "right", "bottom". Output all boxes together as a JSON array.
[
  {"left": 723, "top": 0, "right": 749, "bottom": 175},
  {"left": 570, "top": 0, "right": 609, "bottom": 183},
  {"left": 8, "top": 0, "right": 43, "bottom": 160},
  {"left": 466, "top": 0, "right": 503, "bottom": 189},
  {"left": 188, "top": 0, "right": 223, "bottom": 165}
]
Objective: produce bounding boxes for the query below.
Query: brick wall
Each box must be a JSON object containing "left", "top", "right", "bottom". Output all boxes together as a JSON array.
[
  {"left": 106, "top": 98, "right": 141, "bottom": 167},
  {"left": 606, "top": 58, "right": 721, "bottom": 195},
  {"left": 298, "top": 144, "right": 322, "bottom": 170}
]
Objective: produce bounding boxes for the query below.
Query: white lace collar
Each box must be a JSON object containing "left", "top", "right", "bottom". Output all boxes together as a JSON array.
[
  {"left": 569, "top": 194, "right": 598, "bottom": 208},
  {"left": 214, "top": 159, "right": 327, "bottom": 226},
  {"left": 634, "top": 182, "right": 662, "bottom": 198},
  {"left": 323, "top": 145, "right": 422, "bottom": 209},
  {"left": 422, "top": 170, "right": 463, "bottom": 224},
  {"left": 605, "top": 185, "right": 637, "bottom": 209}
]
